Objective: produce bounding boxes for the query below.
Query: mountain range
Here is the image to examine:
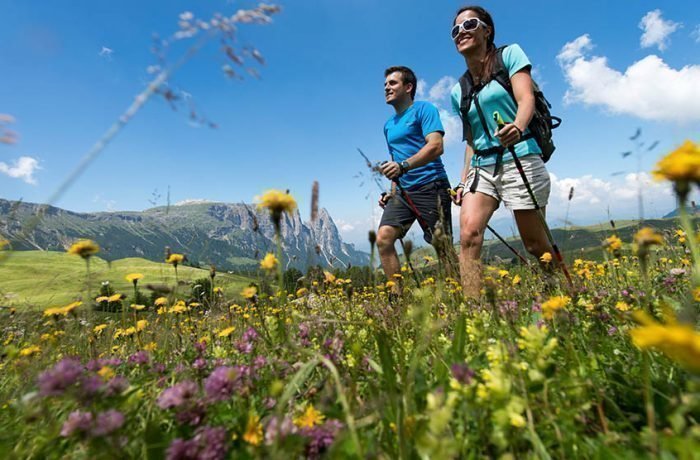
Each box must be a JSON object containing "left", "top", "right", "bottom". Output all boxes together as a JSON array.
[{"left": 0, "top": 199, "right": 369, "bottom": 271}]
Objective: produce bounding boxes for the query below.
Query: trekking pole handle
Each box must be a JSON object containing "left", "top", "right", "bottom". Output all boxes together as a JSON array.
[{"left": 493, "top": 111, "right": 506, "bottom": 130}]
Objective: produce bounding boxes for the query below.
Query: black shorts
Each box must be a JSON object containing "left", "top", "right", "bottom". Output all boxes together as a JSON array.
[{"left": 379, "top": 178, "right": 452, "bottom": 244}]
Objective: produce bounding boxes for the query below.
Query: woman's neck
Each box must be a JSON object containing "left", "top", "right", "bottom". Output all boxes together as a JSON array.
[{"left": 464, "top": 44, "right": 489, "bottom": 82}]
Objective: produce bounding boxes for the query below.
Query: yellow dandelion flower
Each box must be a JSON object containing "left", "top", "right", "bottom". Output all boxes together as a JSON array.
[
  {"left": 166, "top": 253, "right": 185, "bottom": 265},
  {"left": 108, "top": 293, "right": 125, "bottom": 303},
  {"left": 93, "top": 324, "right": 107, "bottom": 334},
  {"left": 255, "top": 189, "right": 297, "bottom": 214},
  {"left": 260, "top": 253, "right": 279, "bottom": 271},
  {"left": 385, "top": 280, "right": 396, "bottom": 289},
  {"left": 19, "top": 345, "right": 41, "bottom": 357},
  {"left": 512, "top": 274, "right": 521, "bottom": 285},
  {"left": 615, "top": 301, "right": 631, "bottom": 312},
  {"left": 130, "top": 304, "right": 146, "bottom": 311},
  {"left": 693, "top": 288, "right": 700, "bottom": 302},
  {"left": 541, "top": 295, "right": 571, "bottom": 320},
  {"left": 243, "top": 413, "right": 264, "bottom": 446},
  {"left": 323, "top": 271, "right": 336, "bottom": 283},
  {"left": 67, "top": 239, "right": 99, "bottom": 258},
  {"left": 213, "top": 287, "right": 223, "bottom": 294},
  {"left": 294, "top": 404, "right": 325, "bottom": 428},
  {"left": 136, "top": 320, "right": 148, "bottom": 331},
  {"left": 218, "top": 326, "right": 235, "bottom": 338},
  {"left": 630, "top": 310, "right": 700, "bottom": 371},
  {"left": 154, "top": 297, "right": 168, "bottom": 306},
  {"left": 634, "top": 227, "right": 664, "bottom": 247},
  {"left": 241, "top": 286, "right": 257, "bottom": 299},
  {"left": 95, "top": 296, "right": 109, "bottom": 303},
  {"left": 144, "top": 342, "right": 157, "bottom": 351},
  {"left": 296, "top": 287, "right": 308, "bottom": 297},
  {"left": 125, "top": 273, "right": 144, "bottom": 284},
  {"left": 63, "top": 301, "right": 81, "bottom": 314},
  {"left": 652, "top": 140, "right": 700, "bottom": 183},
  {"left": 604, "top": 235, "right": 622, "bottom": 253},
  {"left": 97, "top": 366, "right": 115, "bottom": 381},
  {"left": 539, "top": 252, "right": 552, "bottom": 263}
]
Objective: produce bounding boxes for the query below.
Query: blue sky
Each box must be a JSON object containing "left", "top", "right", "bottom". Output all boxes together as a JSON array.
[{"left": 1, "top": 0, "right": 699, "bottom": 250}]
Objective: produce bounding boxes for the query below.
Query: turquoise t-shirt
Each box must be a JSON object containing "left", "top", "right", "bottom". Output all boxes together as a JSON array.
[
  {"left": 450, "top": 44, "right": 541, "bottom": 167},
  {"left": 384, "top": 100, "right": 447, "bottom": 190}
]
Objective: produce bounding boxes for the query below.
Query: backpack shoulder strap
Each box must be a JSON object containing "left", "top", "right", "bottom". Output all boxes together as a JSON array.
[
  {"left": 491, "top": 45, "right": 514, "bottom": 100},
  {"left": 458, "top": 71, "right": 474, "bottom": 142}
]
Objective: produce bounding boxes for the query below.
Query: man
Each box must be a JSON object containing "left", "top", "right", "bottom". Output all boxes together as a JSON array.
[{"left": 377, "top": 66, "right": 455, "bottom": 289}]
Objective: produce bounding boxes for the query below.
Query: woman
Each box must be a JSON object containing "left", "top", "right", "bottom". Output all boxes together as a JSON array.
[{"left": 449, "top": 6, "right": 554, "bottom": 297}]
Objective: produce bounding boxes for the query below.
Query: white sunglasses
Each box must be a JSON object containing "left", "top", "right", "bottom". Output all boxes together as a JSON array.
[{"left": 451, "top": 18, "right": 488, "bottom": 40}]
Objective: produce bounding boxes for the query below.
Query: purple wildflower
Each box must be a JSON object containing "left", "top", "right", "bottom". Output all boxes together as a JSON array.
[
  {"left": 204, "top": 366, "right": 251, "bottom": 402},
  {"left": 175, "top": 402, "right": 206, "bottom": 427},
  {"left": 151, "top": 362, "right": 167, "bottom": 374},
  {"left": 60, "top": 410, "right": 93, "bottom": 437},
  {"left": 301, "top": 419, "right": 343, "bottom": 459},
  {"left": 264, "top": 415, "right": 297, "bottom": 445},
  {"left": 38, "top": 358, "right": 84, "bottom": 396},
  {"left": 128, "top": 351, "right": 150, "bottom": 366},
  {"left": 298, "top": 323, "right": 312, "bottom": 347},
  {"left": 91, "top": 410, "right": 125, "bottom": 437},
  {"left": 450, "top": 363, "right": 475, "bottom": 385},
  {"left": 105, "top": 376, "right": 129, "bottom": 396},
  {"left": 166, "top": 426, "right": 228, "bottom": 460},
  {"left": 157, "top": 380, "right": 199, "bottom": 410},
  {"left": 80, "top": 374, "right": 104, "bottom": 398},
  {"left": 193, "top": 358, "right": 207, "bottom": 370},
  {"left": 607, "top": 326, "right": 618, "bottom": 336}
]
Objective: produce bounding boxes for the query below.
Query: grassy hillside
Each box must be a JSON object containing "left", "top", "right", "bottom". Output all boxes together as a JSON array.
[
  {"left": 411, "top": 216, "right": 695, "bottom": 264},
  {"left": 0, "top": 251, "right": 254, "bottom": 309}
]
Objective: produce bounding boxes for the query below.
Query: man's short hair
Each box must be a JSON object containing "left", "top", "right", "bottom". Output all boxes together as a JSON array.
[{"left": 384, "top": 66, "right": 417, "bottom": 99}]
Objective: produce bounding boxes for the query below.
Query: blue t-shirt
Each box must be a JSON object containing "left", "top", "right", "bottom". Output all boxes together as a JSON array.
[
  {"left": 450, "top": 44, "right": 540, "bottom": 167},
  {"left": 383, "top": 100, "right": 447, "bottom": 190}
]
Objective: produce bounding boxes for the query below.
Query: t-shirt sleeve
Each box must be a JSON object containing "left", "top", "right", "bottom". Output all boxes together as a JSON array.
[
  {"left": 450, "top": 83, "right": 462, "bottom": 119},
  {"left": 418, "top": 102, "right": 445, "bottom": 137},
  {"left": 502, "top": 43, "right": 532, "bottom": 78}
]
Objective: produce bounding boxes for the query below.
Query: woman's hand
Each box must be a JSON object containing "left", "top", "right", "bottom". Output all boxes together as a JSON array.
[
  {"left": 451, "top": 184, "right": 465, "bottom": 206},
  {"left": 494, "top": 123, "right": 522, "bottom": 148}
]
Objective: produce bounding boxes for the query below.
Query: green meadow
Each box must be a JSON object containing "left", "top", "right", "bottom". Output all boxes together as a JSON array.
[{"left": 0, "top": 251, "right": 253, "bottom": 309}]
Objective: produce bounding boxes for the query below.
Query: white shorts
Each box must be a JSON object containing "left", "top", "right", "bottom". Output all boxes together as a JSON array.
[{"left": 465, "top": 154, "right": 551, "bottom": 210}]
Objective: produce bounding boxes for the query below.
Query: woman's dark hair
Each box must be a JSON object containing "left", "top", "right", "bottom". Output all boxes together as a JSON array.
[{"left": 454, "top": 6, "right": 497, "bottom": 81}]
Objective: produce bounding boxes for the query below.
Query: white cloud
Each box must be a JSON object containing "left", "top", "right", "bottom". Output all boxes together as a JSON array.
[
  {"left": 692, "top": 25, "right": 700, "bottom": 43},
  {"left": 438, "top": 109, "right": 462, "bottom": 147},
  {"left": 415, "top": 79, "right": 427, "bottom": 99},
  {"left": 0, "top": 156, "right": 40, "bottom": 184},
  {"left": 558, "top": 34, "right": 594, "bottom": 62},
  {"left": 417, "top": 77, "right": 462, "bottom": 147},
  {"left": 639, "top": 10, "right": 680, "bottom": 51},
  {"left": 175, "top": 199, "right": 213, "bottom": 205},
  {"left": 335, "top": 219, "right": 355, "bottom": 232},
  {"left": 428, "top": 76, "right": 457, "bottom": 102},
  {"left": 557, "top": 35, "right": 700, "bottom": 122}
]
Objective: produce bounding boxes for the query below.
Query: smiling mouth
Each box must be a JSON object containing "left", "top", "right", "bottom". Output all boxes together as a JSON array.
[{"left": 457, "top": 35, "right": 473, "bottom": 45}]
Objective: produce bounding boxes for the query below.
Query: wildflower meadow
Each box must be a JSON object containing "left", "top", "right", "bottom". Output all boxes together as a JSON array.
[{"left": 0, "top": 142, "right": 699, "bottom": 459}]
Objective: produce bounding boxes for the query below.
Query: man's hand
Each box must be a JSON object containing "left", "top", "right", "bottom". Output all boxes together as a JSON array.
[
  {"left": 380, "top": 161, "right": 402, "bottom": 180},
  {"left": 378, "top": 192, "right": 391, "bottom": 209},
  {"left": 494, "top": 123, "right": 522, "bottom": 148}
]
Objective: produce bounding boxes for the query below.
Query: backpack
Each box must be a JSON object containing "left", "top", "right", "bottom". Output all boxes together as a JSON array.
[{"left": 458, "top": 45, "right": 561, "bottom": 162}]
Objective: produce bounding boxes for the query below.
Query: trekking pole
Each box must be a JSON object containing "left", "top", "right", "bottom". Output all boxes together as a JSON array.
[
  {"left": 449, "top": 187, "right": 529, "bottom": 265},
  {"left": 486, "top": 224, "right": 529, "bottom": 265},
  {"left": 357, "top": 148, "right": 421, "bottom": 286},
  {"left": 493, "top": 111, "right": 574, "bottom": 288}
]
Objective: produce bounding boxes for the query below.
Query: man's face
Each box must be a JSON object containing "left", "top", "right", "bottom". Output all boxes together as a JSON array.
[{"left": 384, "top": 71, "right": 412, "bottom": 105}]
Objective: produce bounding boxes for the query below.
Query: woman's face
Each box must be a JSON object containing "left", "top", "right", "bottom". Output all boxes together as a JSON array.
[{"left": 453, "top": 9, "right": 490, "bottom": 55}]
